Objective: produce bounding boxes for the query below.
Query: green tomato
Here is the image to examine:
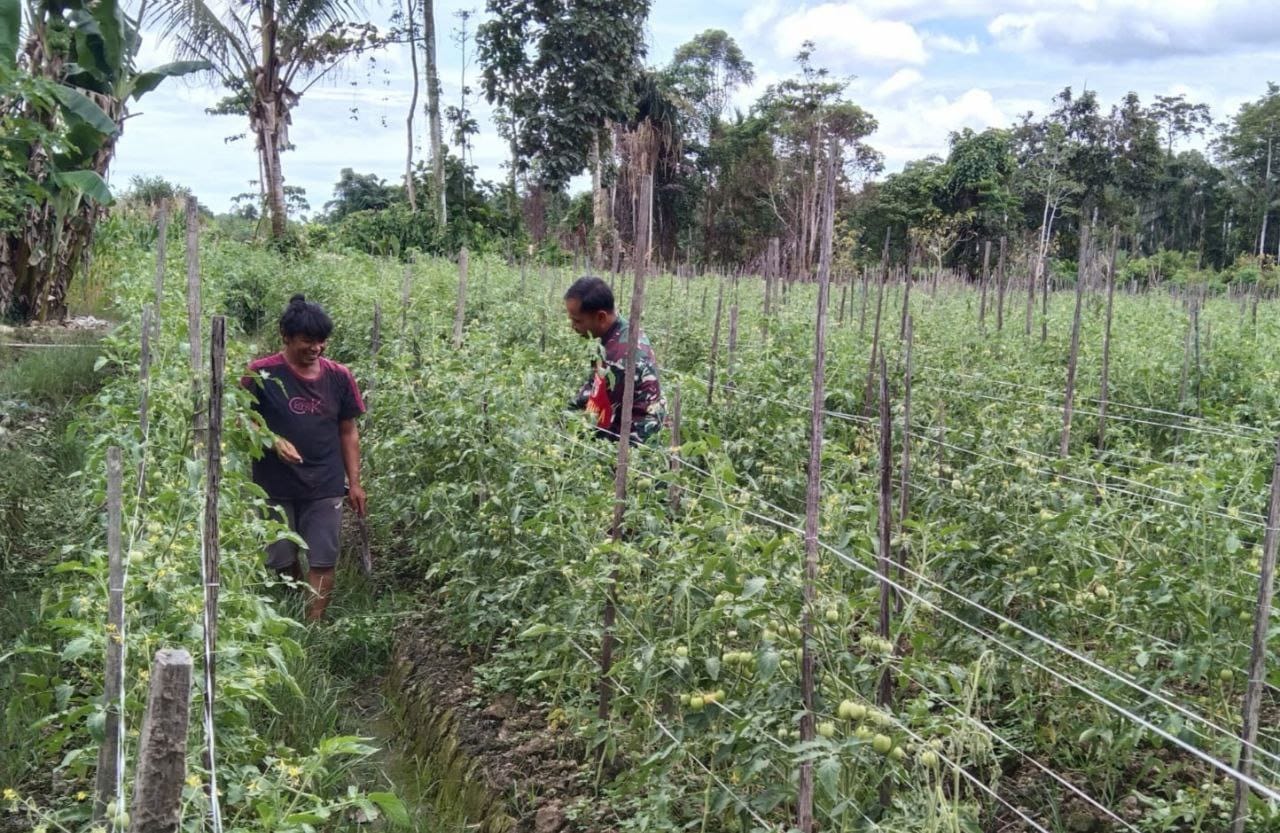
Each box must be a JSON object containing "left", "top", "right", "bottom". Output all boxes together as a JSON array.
[
  {"left": 872, "top": 734, "right": 893, "bottom": 755},
  {"left": 675, "top": 645, "right": 688, "bottom": 658},
  {"left": 689, "top": 695, "right": 704, "bottom": 712},
  {"left": 817, "top": 721, "right": 836, "bottom": 738},
  {"left": 920, "top": 750, "right": 939, "bottom": 768}
]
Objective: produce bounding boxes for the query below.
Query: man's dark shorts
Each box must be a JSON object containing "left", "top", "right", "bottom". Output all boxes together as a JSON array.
[{"left": 266, "top": 497, "right": 344, "bottom": 571}]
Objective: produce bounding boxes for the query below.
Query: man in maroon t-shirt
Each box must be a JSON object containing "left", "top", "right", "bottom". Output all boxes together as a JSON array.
[{"left": 241, "top": 294, "right": 366, "bottom": 621}]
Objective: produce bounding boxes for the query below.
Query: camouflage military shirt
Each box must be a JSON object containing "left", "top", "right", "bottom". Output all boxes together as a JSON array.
[{"left": 570, "top": 316, "right": 667, "bottom": 444}]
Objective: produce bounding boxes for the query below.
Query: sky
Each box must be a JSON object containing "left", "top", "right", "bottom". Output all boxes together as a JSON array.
[{"left": 112, "top": 0, "right": 1280, "bottom": 216}]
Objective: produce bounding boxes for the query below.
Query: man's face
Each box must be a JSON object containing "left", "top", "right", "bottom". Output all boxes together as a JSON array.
[
  {"left": 283, "top": 334, "right": 326, "bottom": 366},
  {"left": 565, "top": 297, "right": 607, "bottom": 338}
]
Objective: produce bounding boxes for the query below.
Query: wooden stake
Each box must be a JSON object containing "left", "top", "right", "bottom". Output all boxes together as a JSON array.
[
  {"left": 978, "top": 240, "right": 991, "bottom": 329},
  {"left": 897, "top": 316, "right": 913, "bottom": 613},
  {"left": 863, "top": 255, "right": 887, "bottom": 418},
  {"left": 130, "top": 649, "right": 193, "bottom": 833},
  {"left": 184, "top": 197, "right": 205, "bottom": 445},
  {"left": 996, "top": 236, "right": 1007, "bottom": 332},
  {"left": 1231, "top": 438, "right": 1280, "bottom": 833},
  {"left": 93, "top": 448, "right": 124, "bottom": 826},
  {"left": 1097, "top": 231, "right": 1118, "bottom": 451},
  {"left": 1025, "top": 250, "right": 1037, "bottom": 338},
  {"left": 200, "top": 317, "right": 225, "bottom": 823},
  {"left": 668, "top": 386, "right": 682, "bottom": 514},
  {"left": 727, "top": 303, "right": 739, "bottom": 384},
  {"left": 797, "top": 140, "right": 836, "bottom": 833},
  {"left": 139, "top": 306, "right": 153, "bottom": 442},
  {"left": 1061, "top": 223, "right": 1089, "bottom": 458},
  {"left": 858, "top": 266, "right": 870, "bottom": 336},
  {"left": 599, "top": 174, "right": 653, "bottom": 725},
  {"left": 899, "top": 245, "right": 913, "bottom": 340},
  {"left": 452, "top": 247, "right": 469, "bottom": 349},
  {"left": 706, "top": 281, "right": 724, "bottom": 407},
  {"left": 400, "top": 263, "right": 413, "bottom": 336},
  {"left": 153, "top": 202, "right": 169, "bottom": 331},
  {"left": 876, "top": 350, "right": 894, "bottom": 810}
]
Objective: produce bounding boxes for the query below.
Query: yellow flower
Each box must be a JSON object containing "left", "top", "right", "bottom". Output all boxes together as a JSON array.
[
  {"left": 76, "top": 790, "right": 88, "bottom": 801},
  {"left": 286, "top": 765, "right": 303, "bottom": 780},
  {"left": 185, "top": 774, "right": 202, "bottom": 789},
  {"left": 2, "top": 787, "right": 17, "bottom": 801}
]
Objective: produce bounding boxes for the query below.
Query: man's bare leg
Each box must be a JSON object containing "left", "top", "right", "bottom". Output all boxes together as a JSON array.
[{"left": 306, "top": 566, "right": 336, "bottom": 621}]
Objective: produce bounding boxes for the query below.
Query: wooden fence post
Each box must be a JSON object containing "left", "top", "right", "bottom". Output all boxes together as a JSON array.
[
  {"left": 1231, "top": 438, "right": 1280, "bottom": 833},
  {"left": 185, "top": 197, "right": 205, "bottom": 445},
  {"left": 599, "top": 174, "right": 653, "bottom": 726},
  {"left": 797, "top": 140, "right": 836, "bottom": 833},
  {"left": 130, "top": 648, "right": 193, "bottom": 833},
  {"left": 452, "top": 247, "right": 469, "bottom": 350},
  {"left": 899, "top": 247, "right": 913, "bottom": 340},
  {"left": 93, "top": 448, "right": 124, "bottom": 826},
  {"left": 400, "top": 263, "right": 413, "bottom": 337},
  {"left": 863, "top": 254, "right": 887, "bottom": 418},
  {"left": 139, "top": 306, "right": 153, "bottom": 442},
  {"left": 1060, "top": 223, "right": 1089, "bottom": 458}
]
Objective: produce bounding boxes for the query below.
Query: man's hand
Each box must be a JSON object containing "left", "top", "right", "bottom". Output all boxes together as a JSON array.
[
  {"left": 274, "top": 436, "right": 303, "bottom": 464},
  {"left": 347, "top": 483, "right": 368, "bottom": 517}
]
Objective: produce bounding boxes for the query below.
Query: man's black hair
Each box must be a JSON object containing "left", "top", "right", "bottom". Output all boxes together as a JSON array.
[
  {"left": 279, "top": 294, "right": 334, "bottom": 340},
  {"left": 563, "top": 276, "right": 615, "bottom": 314}
]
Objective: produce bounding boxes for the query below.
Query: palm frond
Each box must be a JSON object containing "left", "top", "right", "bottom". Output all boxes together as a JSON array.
[{"left": 152, "top": 0, "right": 254, "bottom": 77}]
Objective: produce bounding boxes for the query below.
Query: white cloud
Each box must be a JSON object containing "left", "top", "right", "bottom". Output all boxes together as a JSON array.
[
  {"left": 874, "top": 69, "right": 925, "bottom": 99},
  {"left": 773, "top": 3, "right": 929, "bottom": 66},
  {"left": 742, "top": 0, "right": 781, "bottom": 36},
  {"left": 923, "top": 32, "right": 980, "bottom": 54}
]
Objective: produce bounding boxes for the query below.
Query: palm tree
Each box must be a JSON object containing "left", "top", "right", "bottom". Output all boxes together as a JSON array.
[{"left": 154, "top": 0, "right": 379, "bottom": 238}]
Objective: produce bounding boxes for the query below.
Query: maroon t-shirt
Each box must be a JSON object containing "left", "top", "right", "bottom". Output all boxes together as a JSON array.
[{"left": 240, "top": 354, "right": 366, "bottom": 499}]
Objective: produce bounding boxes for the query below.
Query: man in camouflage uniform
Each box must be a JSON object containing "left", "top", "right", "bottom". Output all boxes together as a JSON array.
[{"left": 564, "top": 276, "right": 666, "bottom": 444}]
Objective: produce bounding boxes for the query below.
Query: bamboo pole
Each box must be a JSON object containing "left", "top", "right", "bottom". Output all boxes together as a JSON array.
[
  {"left": 93, "top": 448, "right": 124, "bottom": 827},
  {"left": 1231, "top": 438, "right": 1280, "bottom": 833},
  {"left": 599, "top": 174, "right": 652, "bottom": 725},
  {"left": 797, "top": 140, "right": 836, "bottom": 833}
]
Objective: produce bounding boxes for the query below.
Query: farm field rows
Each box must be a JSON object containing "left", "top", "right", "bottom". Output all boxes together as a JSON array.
[{"left": 4, "top": 218, "right": 1280, "bottom": 832}]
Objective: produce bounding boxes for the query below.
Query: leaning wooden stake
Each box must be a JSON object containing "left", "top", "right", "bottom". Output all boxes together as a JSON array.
[
  {"left": 599, "top": 174, "right": 652, "bottom": 725},
  {"left": 93, "top": 448, "right": 124, "bottom": 827},
  {"left": 1060, "top": 223, "right": 1090, "bottom": 458},
  {"left": 1096, "top": 231, "right": 1119, "bottom": 450},
  {"left": 706, "top": 280, "right": 724, "bottom": 407},
  {"left": 797, "top": 140, "right": 836, "bottom": 833},
  {"left": 452, "top": 247, "right": 469, "bottom": 349},
  {"left": 896, "top": 316, "right": 913, "bottom": 613},
  {"left": 876, "top": 350, "right": 895, "bottom": 809},
  {"left": 130, "top": 649, "right": 193, "bottom": 833},
  {"left": 1231, "top": 438, "right": 1280, "bottom": 833},
  {"left": 184, "top": 197, "right": 205, "bottom": 445}
]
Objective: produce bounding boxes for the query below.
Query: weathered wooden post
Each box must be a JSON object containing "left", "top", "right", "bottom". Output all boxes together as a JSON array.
[
  {"left": 899, "top": 246, "right": 913, "bottom": 340},
  {"left": 1060, "top": 223, "right": 1089, "bottom": 458},
  {"left": 184, "top": 197, "right": 205, "bottom": 445},
  {"left": 130, "top": 649, "right": 193, "bottom": 833},
  {"left": 139, "top": 306, "right": 153, "bottom": 442},
  {"left": 862, "top": 253, "right": 887, "bottom": 418},
  {"left": 452, "top": 247, "right": 469, "bottom": 350},
  {"left": 1097, "top": 230, "right": 1118, "bottom": 451},
  {"left": 201, "top": 317, "right": 225, "bottom": 824},
  {"left": 599, "top": 174, "right": 653, "bottom": 726},
  {"left": 1231, "top": 438, "right": 1280, "bottom": 833},
  {"left": 93, "top": 448, "right": 124, "bottom": 826},
  {"left": 797, "top": 140, "right": 836, "bottom": 833}
]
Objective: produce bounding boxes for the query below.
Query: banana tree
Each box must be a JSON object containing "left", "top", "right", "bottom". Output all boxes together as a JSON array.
[{"left": 0, "top": 0, "right": 206, "bottom": 321}]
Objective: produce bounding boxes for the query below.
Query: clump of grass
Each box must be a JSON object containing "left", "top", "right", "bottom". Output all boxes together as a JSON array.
[{"left": 0, "top": 338, "right": 102, "bottom": 408}]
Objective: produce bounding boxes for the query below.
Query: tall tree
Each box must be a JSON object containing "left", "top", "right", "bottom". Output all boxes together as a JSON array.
[
  {"left": 476, "top": 0, "right": 649, "bottom": 240},
  {"left": 1218, "top": 84, "right": 1280, "bottom": 258},
  {"left": 423, "top": 0, "right": 445, "bottom": 226},
  {"left": 156, "top": 0, "right": 380, "bottom": 239},
  {"left": 1151, "top": 93, "right": 1212, "bottom": 156}
]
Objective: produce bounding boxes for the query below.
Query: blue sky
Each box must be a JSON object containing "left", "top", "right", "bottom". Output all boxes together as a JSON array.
[{"left": 113, "top": 0, "right": 1280, "bottom": 216}]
